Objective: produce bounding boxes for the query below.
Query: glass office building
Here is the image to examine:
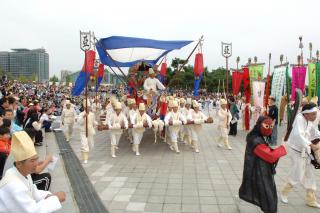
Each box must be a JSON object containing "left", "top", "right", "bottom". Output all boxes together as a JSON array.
[{"left": 0, "top": 48, "right": 49, "bottom": 81}]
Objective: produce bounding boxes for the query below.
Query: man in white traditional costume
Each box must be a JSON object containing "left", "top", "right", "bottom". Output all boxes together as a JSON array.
[
  {"left": 217, "top": 99, "right": 232, "bottom": 150},
  {"left": 0, "top": 131, "right": 65, "bottom": 212},
  {"left": 126, "top": 98, "right": 137, "bottom": 144},
  {"left": 183, "top": 98, "right": 193, "bottom": 145},
  {"left": 105, "top": 102, "right": 128, "bottom": 158},
  {"left": 143, "top": 68, "right": 165, "bottom": 98},
  {"left": 188, "top": 100, "right": 208, "bottom": 153},
  {"left": 78, "top": 100, "right": 98, "bottom": 164},
  {"left": 178, "top": 98, "right": 187, "bottom": 142},
  {"left": 164, "top": 100, "right": 187, "bottom": 153},
  {"left": 61, "top": 100, "right": 77, "bottom": 142},
  {"left": 91, "top": 98, "right": 102, "bottom": 122},
  {"left": 281, "top": 103, "right": 320, "bottom": 208},
  {"left": 130, "top": 103, "right": 152, "bottom": 156}
]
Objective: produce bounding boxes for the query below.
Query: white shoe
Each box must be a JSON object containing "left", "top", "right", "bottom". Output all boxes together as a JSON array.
[
  {"left": 195, "top": 149, "right": 200, "bottom": 153},
  {"left": 308, "top": 202, "right": 320, "bottom": 208},
  {"left": 83, "top": 160, "right": 88, "bottom": 164},
  {"left": 227, "top": 146, "right": 232, "bottom": 150},
  {"left": 136, "top": 152, "right": 140, "bottom": 156},
  {"left": 169, "top": 145, "right": 174, "bottom": 151},
  {"left": 176, "top": 150, "right": 180, "bottom": 153},
  {"left": 112, "top": 154, "right": 116, "bottom": 158},
  {"left": 280, "top": 194, "right": 288, "bottom": 204},
  {"left": 217, "top": 143, "right": 223, "bottom": 148}
]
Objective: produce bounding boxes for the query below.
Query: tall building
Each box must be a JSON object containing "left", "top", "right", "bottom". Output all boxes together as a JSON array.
[{"left": 0, "top": 48, "right": 49, "bottom": 81}]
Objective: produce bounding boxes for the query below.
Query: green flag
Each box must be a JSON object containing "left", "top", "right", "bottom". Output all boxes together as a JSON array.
[
  {"left": 308, "top": 63, "right": 317, "bottom": 98},
  {"left": 249, "top": 65, "right": 264, "bottom": 102}
]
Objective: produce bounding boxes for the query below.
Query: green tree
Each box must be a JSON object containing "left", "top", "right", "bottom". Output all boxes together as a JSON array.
[
  {"left": 18, "top": 74, "right": 27, "bottom": 82},
  {"left": 49, "top": 75, "right": 59, "bottom": 83}
]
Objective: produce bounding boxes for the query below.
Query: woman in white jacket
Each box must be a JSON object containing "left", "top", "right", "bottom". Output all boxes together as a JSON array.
[{"left": 187, "top": 100, "right": 208, "bottom": 153}]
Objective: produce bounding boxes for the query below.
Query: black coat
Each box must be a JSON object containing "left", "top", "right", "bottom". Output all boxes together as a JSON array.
[{"left": 239, "top": 134, "right": 278, "bottom": 213}]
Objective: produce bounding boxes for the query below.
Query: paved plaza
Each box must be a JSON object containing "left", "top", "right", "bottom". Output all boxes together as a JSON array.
[{"left": 50, "top": 114, "right": 320, "bottom": 213}]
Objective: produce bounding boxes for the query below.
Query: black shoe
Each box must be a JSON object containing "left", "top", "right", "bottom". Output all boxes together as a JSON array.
[
  {"left": 45, "top": 129, "right": 52, "bottom": 132},
  {"left": 34, "top": 142, "right": 43, "bottom": 146}
]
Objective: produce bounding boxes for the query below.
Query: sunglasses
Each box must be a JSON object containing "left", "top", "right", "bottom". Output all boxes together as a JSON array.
[{"left": 262, "top": 123, "right": 274, "bottom": 129}]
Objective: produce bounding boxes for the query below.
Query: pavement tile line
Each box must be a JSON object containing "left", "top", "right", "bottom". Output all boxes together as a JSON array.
[{"left": 54, "top": 131, "right": 109, "bottom": 213}]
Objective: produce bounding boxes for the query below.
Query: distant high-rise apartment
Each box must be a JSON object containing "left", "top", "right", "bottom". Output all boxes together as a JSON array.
[{"left": 0, "top": 48, "right": 49, "bottom": 81}]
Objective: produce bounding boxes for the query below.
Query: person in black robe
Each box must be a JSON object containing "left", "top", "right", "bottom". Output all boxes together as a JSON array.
[{"left": 239, "top": 116, "right": 287, "bottom": 213}]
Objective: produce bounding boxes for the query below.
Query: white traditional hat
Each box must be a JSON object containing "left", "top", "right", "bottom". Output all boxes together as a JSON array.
[
  {"left": 121, "top": 95, "right": 127, "bottom": 102},
  {"left": 186, "top": 98, "right": 192, "bottom": 105},
  {"left": 220, "top": 99, "right": 227, "bottom": 105},
  {"left": 149, "top": 68, "right": 155, "bottom": 75},
  {"left": 65, "top": 100, "right": 71, "bottom": 105},
  {"left": 192, "top": 100, "right": 200, "bottom": 108},
  {"left": 11, "top": 131, "right": 37, "bottom": 162},
  {"left": 127, "top": 99, "right": 133, "bottom": 105},
  {"left": 168, "top": 100, "right": 174, "bottom": 108},
  {"left": 28, "top": 102, "right": 34, "bottom": 106},
  {"left": 311, "top": 96, "right": 318, "bottom": 104},
  {"left": 172, "top": 101, "right": 179, "bottom": 108},
  {"left": 179, "top": 98, "right": 186, "bottom": 104},
  {"left": 115, "top": 102, "right": 122, "bottom": 110},
  {"left": 139, "top": 103, "right": 146, "bottom": 111}
]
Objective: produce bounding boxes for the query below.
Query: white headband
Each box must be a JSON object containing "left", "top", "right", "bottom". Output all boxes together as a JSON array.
[{"left": 302, "top": 107, "right": 318, "bottom": 114}]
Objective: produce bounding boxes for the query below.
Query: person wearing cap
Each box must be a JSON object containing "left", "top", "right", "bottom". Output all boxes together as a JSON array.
[
  {"left": 105, "top": 102, "right": 128, "bottom": 158},
  {"left": 126, "top": 98, "right": 137, "bottom": 144},
  {"left": 78, "top": 99, "right": 98, "bottom": 164},
  {"left": 280, "top": 103, "right": 320, "bottom": 208},
  {"left": 217, "top": 99, "right": 232, "bottom": 150},
  {"left": 178, "top": 98, "right": 187, "bottom": 142},
  {"left": 0, "top": 131, "right": 65, "bottom": 212},
  {"left": 130, "top": 103, "right": 152, "bottom": 156},
  {"left": 182, "top": 98, "right": 193, "bottom": 145},
  {"left": 143, "top": 68, "right": 165, "bottom": 97},
  {"left": 187, "top": 100, "right": 208, "bottom": 153},
  {"left": 61, "top": 100, "right": 77, "bottom": 142},
  {"left": 164, "top": 100, "right": 187, "bottom": 153}
]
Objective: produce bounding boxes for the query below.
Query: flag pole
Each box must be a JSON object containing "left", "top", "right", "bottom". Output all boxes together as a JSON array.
[{"left": 264, "top": 53, "right": 271, "bottom": 116}]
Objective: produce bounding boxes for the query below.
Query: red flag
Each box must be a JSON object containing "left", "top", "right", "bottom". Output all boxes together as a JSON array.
[
  {"left": 97, "top": 64, "right": 104, "bottom": 78},
  {"left": 193, "top": 53, "right": 204, "bottom": 76},
  {"left": 264, "top": 72, "right": 271, "bottom": 115},
  {"left": 160, "top": 62, "right": 167, "bottom": 76},
  {"left": 232, "top": 71, "right": 243, "bottom": 96},
  {"left": 83, "top": 50, "right": 96, "bottom": 75}
]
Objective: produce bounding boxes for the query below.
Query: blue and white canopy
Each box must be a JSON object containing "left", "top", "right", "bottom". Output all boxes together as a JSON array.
[{"left": 96, "top": 36, "right": 193, "bottom": 67}]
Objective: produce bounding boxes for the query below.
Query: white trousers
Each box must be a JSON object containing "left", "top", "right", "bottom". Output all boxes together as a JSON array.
[
  {"left": 287, "top": 147, "right": 317, "bottom": 190},
  {"left": 80, "top": 133, "right": 94, "bottom": 153},
  {"left": 63, "top": 123, "right": 74, "bottom": 140},
  {"left": 132, "top": 131, "right": 143, "bottom": 145},
  {"left": 110, "top": 133, "right": 122, "bottom": 146}
]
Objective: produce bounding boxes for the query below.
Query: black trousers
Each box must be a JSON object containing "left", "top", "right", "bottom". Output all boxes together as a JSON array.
[
  {"left": 25, "top": 128, "right": 43, "bottom": 144},
  {"left": 31, "top": 173, "right": 52, "bottom": 191},
  {"left": 229, "top": 122, "right": 238, "bottom": 136},
  {"left": 0, "top": 152, "right": 7, "bottom": 180}
]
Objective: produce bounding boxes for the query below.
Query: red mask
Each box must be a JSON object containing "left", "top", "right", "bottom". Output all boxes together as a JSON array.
[{"left": 260, "top": 118, "right": 274, "bottom": 136}]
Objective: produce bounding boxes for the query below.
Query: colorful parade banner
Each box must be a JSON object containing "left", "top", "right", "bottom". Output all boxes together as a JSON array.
[
  {"left": 232, "top": 71, "right": 243, "bottom": 96},
  {"left": 308, "top": 63, "right": 317, "bottom": 98},
  {"left": 291, "top": 66, "right": 307, "bottom": 101},
  {"left": 271, "top": 66, "right": 286, "bottom": 106},
  {"left": 249, "top": 65, "right": 264, "bottom": 102},
  {"left": 252, "top": 81, "right": 266, "bottom": 108},
  {"left": 95, "top": 63, "right": 104, "bottom": 91},
  {"left": 193, "top": 53, "right": 204, "bottom": 97},
  {"left": 317, "top": 62, "right": 320, "bottom": 105}
]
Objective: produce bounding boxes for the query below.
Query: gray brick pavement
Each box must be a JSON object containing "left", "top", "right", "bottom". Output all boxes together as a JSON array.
[{"left": 65, "top": 116, "right": 320, "bottom": 213}]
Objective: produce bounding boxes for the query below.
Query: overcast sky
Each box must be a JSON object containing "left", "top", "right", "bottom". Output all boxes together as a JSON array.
[{"left": 1, "top": 0, "right": 320, "bottom": 77}]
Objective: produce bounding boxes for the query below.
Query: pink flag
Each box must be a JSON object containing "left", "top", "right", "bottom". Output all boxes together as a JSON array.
[{"left": 291, "top": 66, "right": 307, "bottom": 101}]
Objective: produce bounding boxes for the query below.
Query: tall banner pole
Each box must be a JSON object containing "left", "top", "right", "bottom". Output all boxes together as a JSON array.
[
  {"left": 264, "top": 53, "right": 271, "bottom": 116},
  {"left": 80, "top": 31, "right": 92, "bottom": 138},
  {"left": 221, "top": 42, "right": 232, "bottom": 100}
]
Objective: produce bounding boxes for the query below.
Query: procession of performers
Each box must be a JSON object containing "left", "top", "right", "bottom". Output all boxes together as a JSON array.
[{"left": 65, "top": 63, "right": 320, "bottom": 212}]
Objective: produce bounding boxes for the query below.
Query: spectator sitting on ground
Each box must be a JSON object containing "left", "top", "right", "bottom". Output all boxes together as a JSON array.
[
  {"left": 0, "top": 126, "right": 11, "bottom": 179},
  {"left": 40, "top": 108, "right": 53, "bottom": 132},
  {"left": 3, "top": 109, "right": 22, "bottom": 133}
]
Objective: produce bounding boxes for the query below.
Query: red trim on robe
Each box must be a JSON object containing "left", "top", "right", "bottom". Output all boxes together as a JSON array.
[{"left": 253, "top": 144, "right": 287, "bottom": 164}]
